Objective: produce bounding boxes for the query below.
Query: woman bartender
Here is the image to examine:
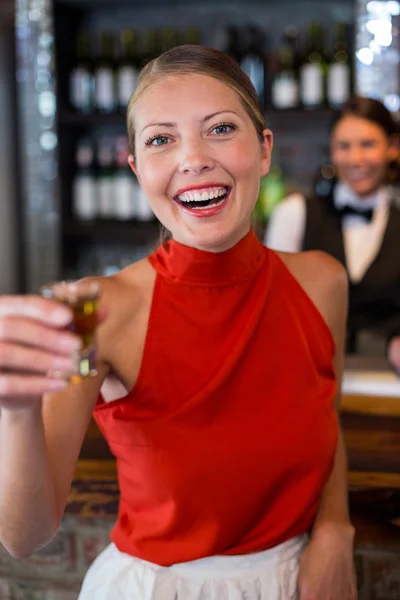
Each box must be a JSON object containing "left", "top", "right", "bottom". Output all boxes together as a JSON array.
[{"left": 265, "top": 96, "right": 400, "bottom": 365}]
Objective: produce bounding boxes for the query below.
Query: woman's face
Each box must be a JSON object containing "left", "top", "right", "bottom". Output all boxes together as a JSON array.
[
  {"left": 331, "top": 114, "right": 397, "bottom": 197},
  {"left": 129, "top": 74, "right": 272, "bottom": 252}
]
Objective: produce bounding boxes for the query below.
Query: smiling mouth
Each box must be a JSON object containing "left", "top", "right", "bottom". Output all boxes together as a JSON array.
[{"left": 174, "top": 186, "right": 230, "bottom": 210}]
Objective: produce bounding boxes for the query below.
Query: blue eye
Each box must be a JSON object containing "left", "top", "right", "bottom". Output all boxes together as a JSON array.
[
  {"left": 212, "top": 123, "right": 237, "bottom": 135},
  {"left": 145, "top": 135, "right": 170, "bottom": 146}
]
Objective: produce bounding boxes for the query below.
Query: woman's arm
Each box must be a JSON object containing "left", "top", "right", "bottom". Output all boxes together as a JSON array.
[
  {"left": 0, "top": 374, "right": 105, "bottom": 558},
  {"left": 0, "top": 286, "right": 113, "bottom": 558},
  {"left": 293, "top": 252, "right": 357, "bottom": 599},
  {"left": 311, "top": 261, "right": 354, "bottom": 539}
]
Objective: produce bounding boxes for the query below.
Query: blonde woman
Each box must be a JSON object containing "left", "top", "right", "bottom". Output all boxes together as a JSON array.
[{"left": 0, "top": 46, "right": 356, "bottom": 599}]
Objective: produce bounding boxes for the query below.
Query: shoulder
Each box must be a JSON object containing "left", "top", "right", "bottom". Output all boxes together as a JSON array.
[
  {"left": 276, "top": 249, "right": 348, "bottom": 343},
  {"left": 80, "top": 258, "right": 156, "bottom": 356},
  {"left": 82, "top": 257, "right": 155, "bottom": 310}
]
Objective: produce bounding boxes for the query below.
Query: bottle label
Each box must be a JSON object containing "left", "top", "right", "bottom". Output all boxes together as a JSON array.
[
  {"left": 95, "top": 68, "right": 115, "bottom": 112},
  {"left": 328, "top": 63, "right": 350, "bottom": 107},
  {"left": 272, "top": 74, "right": 298, "bottom": 109},
  {"left": 300, "top": 63, "right": 324, "bottom": 107},
  {"left": 70, "top": 69, "right": 93, "bottom": 112},
  {"left": 98, "top": 178, "right": 115, "bottom": 218},
  {"left": 117, "top": 67, "right": 138, "bottom": 108},
  {"left": 73, "top": 176, "right": 97, "bottom": 220}
]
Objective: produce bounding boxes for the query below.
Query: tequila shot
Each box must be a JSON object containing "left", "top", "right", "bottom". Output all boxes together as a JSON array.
[{"left": 41, "top": 280, "right": 100, "bottom": 382}]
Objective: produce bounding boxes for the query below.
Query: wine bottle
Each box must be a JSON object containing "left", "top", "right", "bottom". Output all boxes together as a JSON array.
[
  {"left": 72, "top": 139, "right": 97, "bottom": 221},
  {"left": 69, "top": 32, "right": 94, "bottom": 114},
  {"left": 94, "top": 31, "right": 117, "bottom": 113},
  {"left": 327, "top": 23, "right": 351, "bottom": 109},
  {"left": 117, "top": 30, "right": 139, "bottom": 111},
  {"left": 226, "top": 26, "right": 243, "bottom": 63},
  {"left": 97, "top": 137, "right": 116, "bottom": 219},
  {"left": 300, "top": 23, "right": 327, "bottom": 109},
  {"left": 271, "top": 26, "right": 299, "bottom": 110},
  {"left": 240, "top": 26, "right": 267, "bottom": 108}
]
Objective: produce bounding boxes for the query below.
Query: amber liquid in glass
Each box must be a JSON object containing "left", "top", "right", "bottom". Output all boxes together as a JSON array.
[{"left": 67, "top": 296, "right": 99, "bottom": 382}]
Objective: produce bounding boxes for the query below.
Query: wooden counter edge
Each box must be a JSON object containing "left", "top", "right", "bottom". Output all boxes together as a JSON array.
[{"left": 341, "top": 394, "right": 400, "bottom": 417}]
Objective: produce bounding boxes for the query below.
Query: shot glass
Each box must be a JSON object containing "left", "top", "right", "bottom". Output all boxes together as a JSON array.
[{"left": 41, "top": 279, "right": 100, "bottom": 383}]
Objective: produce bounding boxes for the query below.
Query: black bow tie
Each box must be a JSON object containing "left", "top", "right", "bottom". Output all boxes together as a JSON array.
[{"left": 336, "top": 205, "right": 374, "bottom": 223}]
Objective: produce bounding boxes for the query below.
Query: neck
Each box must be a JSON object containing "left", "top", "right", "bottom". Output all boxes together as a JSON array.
[{"left": 171, "top": 223, "right": 252, "bottom": 254}]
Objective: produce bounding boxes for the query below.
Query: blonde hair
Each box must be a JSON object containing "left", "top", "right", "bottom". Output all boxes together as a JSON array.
[{"left": 126, "top": 44, "right": 266, "bottom": 157}]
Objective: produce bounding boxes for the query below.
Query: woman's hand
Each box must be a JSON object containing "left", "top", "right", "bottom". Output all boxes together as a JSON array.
[
  {"left": 0, "top": 295, "right": 81, "bottom": 408},
  {"left": 388, "top": 336, "right": 400, "bottom": 374},
  {"left": 297, "top": 523, "right": 357, "bottom": 600}
]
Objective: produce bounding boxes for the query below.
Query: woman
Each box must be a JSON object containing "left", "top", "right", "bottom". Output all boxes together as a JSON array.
[
  {"left": 265, "top": 97, "right": 400, "bottom": 364},
  {"left": 0, "top": 46, "right": 356, "bottom": 599}
]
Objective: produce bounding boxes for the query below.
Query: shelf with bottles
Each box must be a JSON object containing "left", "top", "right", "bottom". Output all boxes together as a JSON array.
[
  {"left": 236, "top": 21, "right": 353, "bottom": 112},
  {"left": 63, "top": 20, "right": 353, "bottom": 121},
  {"left": 69, "top": 135, "right": 158, "bottom": 225},
  {"left": 64, "top": 27, "right": 202, "bottom": 117}
]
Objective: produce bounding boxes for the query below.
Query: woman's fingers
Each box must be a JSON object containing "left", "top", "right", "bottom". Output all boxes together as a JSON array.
[
  {"left": 0, "top": 317, "right": 81, "bottom": 355},
  {"left": 0, "top": 295, "right": 72, "bottom": 327},
  {"left": 0, "top": 342, "right": 78, "bottom": 376},
  {"left": 0, "top": 374, "right": 68, "bottom": 398}
]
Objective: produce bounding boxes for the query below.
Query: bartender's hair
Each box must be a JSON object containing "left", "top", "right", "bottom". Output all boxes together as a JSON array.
[
  {"left": 331, "top": 96, "right": 399, "bottom": 138},
  {"left": 126, "top": 44, "right": 266, "bottom": 157}
]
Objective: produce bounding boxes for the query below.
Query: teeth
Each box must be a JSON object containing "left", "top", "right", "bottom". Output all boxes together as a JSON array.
[
  {"left": 190, "top": 197, "right": 226, "bottom": 210},
  {"left": 177, "top": 186, "right": 227, "bottom": 202}
]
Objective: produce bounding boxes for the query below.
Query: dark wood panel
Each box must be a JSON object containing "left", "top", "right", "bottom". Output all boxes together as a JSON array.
[{"left": 342, "top": 412, "right": 400, "bottom": 474}]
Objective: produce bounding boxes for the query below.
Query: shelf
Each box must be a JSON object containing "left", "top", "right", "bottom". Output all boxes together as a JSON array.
[
  {"left": 58, "top": 111, "right": 127, "bottom": 127},
  {"left": 63, "top": 219, "right": 161, "bottom": 245},
  {"left": 58, "top": 107, "right": 337, "bottom": 127}
]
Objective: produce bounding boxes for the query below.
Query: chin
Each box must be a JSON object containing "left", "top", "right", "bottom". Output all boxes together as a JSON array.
[
  {"left": 346, "top": 180, "right": 378, "bottom": 197},
  {"left": 178, "top": 221, "right": 247, "bottom": 253}
]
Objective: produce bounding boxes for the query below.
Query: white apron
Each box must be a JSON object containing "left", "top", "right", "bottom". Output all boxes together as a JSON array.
[{"left": 78, "top": 533, "right": 308, "bottom": 600}]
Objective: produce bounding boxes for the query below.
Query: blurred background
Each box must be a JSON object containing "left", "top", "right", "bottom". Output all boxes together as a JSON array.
[
  {"left": 0, "top": 3, "right": 399, "bottom": 599},
  {"left": 0, "top": 0, "right": 398, "bottom": 295}
]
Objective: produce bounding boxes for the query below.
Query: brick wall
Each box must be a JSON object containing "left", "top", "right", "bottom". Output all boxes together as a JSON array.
[
  {"left": 0, "top": 510, "right": 398, "bottom": 599},
  {"left": 0, "top": 516, "right": 113, "bottom": 600}
]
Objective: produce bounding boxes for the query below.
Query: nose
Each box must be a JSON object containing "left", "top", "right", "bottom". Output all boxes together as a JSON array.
[
  {"left": 348, "top": 145, "right": 363, "bottom": 165},
  {"left": 178, "top": 138, "right": 215, "bottom": 175}
]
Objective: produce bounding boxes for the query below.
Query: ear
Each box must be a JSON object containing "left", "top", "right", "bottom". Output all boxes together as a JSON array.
[
  {"left": 260, "top": 129, "right": 273, "bottom": 178},
  {"left": 128, "top": 154, "right": 139, "bottom": 180},
  {"left": 387, "top": 134, "right": 400, "bottom": 162}
]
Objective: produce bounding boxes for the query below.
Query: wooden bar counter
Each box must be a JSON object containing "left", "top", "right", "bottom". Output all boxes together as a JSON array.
[{"left": 341, "top": 356, "right": 400, "bottom": 491}]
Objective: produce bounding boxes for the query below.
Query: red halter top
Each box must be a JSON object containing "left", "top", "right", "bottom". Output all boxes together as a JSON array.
[{"left": 94, "top": 230, "right": 338, "bottom": 567}]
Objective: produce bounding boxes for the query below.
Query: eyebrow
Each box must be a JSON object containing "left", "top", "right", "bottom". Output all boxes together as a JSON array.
[{"left": 139, "top": 110, "right": 240, "bottom": 136}]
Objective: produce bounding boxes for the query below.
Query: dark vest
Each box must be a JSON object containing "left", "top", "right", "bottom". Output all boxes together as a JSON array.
[{"left": 302, "top": 187, "right": 400, "bottom": 352}]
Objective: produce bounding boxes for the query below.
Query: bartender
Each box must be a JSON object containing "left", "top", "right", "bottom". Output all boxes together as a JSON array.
[{"left": 265, "top": 96, "right": 400, "bottom": 366}]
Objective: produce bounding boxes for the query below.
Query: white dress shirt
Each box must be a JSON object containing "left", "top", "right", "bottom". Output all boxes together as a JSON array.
[{"left": 264, "top": 183, "right": 391, "bottom": 284}]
